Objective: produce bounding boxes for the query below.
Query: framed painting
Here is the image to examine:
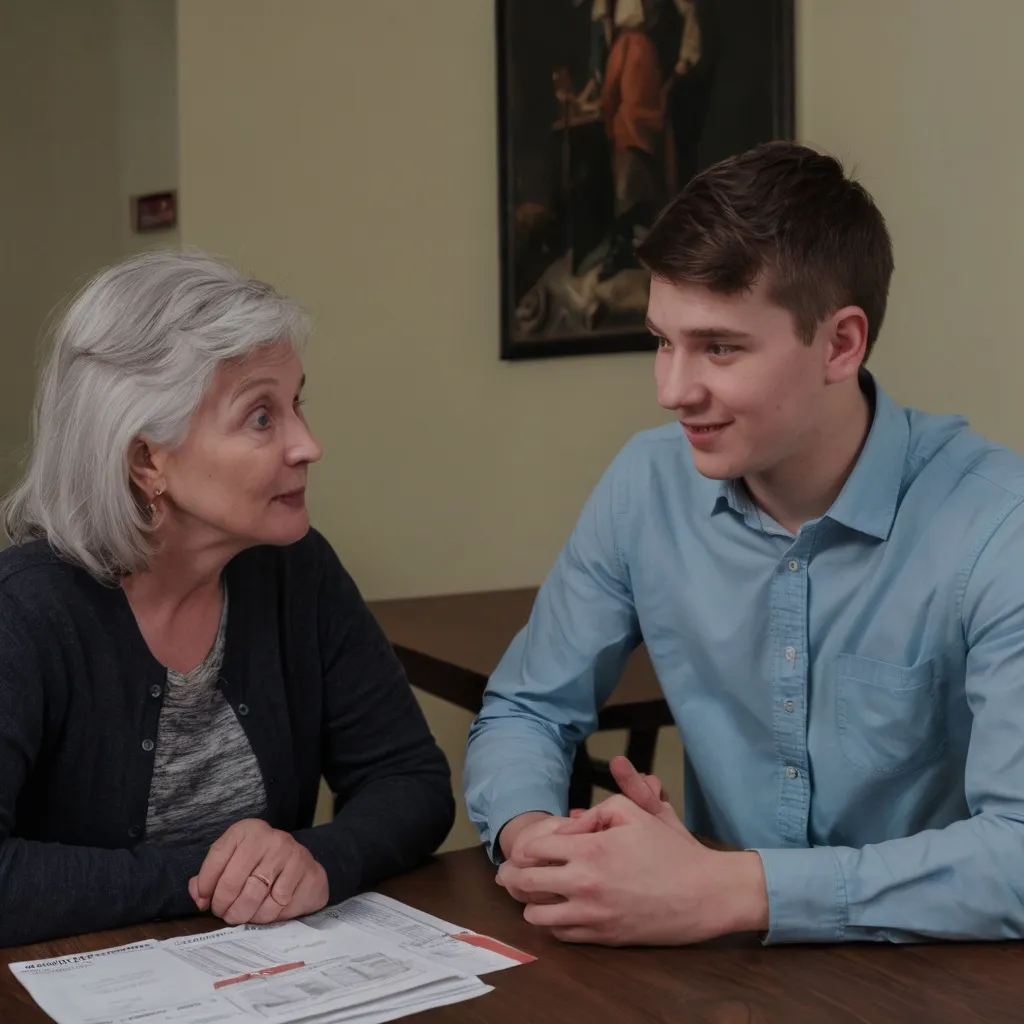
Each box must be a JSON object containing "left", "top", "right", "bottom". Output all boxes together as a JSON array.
[
  {"left": 133, "top": 190, "right": 178, "bottom": 233},
  {"left": 497, "top": 0, "right": 795, "bottom": 360}
]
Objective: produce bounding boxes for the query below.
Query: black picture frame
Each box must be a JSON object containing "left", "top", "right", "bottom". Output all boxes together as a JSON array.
[
  {"left": 497, "top": 0, "right": 795, "bottom": 360},
  {"left": 132, "top": 190, "right": 178, "bottom": 233}
]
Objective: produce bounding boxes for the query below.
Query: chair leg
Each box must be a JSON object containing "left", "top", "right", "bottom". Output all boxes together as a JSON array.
[
  {"left": 624, "top": 728, "right": 659, "bottom": 776},
  {"left": 568, "top": 742, "right": 594, "bottom": 809},
  {"left": 567, "top": 729, "right": 662, "bottom": 809}
]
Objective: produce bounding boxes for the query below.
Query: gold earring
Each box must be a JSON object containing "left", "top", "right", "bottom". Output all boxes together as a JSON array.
[{"left": 146, "top": 488, "right": 164, "bottom": 518}]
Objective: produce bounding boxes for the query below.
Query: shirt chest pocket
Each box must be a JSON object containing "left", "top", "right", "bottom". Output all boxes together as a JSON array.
[{"left": 835, "top": 653, "right": 946, "bottom": 776}]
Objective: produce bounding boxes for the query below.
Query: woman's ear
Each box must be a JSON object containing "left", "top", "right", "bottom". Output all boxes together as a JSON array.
[{"left": 127, "top": 438, "right": 166, "bottom": 502}]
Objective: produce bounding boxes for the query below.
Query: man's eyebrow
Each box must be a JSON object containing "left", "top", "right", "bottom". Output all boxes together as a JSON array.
[
  {"left": 683, "top": 327, "right": 751, "bottom": 340},
  {"left": 645, "top": 318, "right": 750, "bottom": 340}
]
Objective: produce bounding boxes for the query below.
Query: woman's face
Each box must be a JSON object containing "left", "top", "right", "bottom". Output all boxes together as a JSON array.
[{"left": 152, "top": 343, "right": 322, "bottom": 552}]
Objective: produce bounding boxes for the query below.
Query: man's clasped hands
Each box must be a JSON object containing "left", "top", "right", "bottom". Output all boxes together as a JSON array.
[{"left": 494, "top": 756, "right": 770, "bottom": 946}]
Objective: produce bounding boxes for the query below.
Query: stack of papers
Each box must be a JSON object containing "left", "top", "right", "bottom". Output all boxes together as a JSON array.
[{"left": 10, "top": 893, "right": 536, "bottom": 1024}]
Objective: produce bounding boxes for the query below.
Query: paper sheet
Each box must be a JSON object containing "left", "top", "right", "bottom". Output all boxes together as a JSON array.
[
  {"left": 304, "top": 892, "right": 536, "bottom": 976},
  {"left": 10, "top": 892, "right": 534, "bottom": 1024}
]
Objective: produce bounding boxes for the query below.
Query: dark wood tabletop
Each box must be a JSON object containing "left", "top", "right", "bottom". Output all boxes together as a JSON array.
[
  {"left": 368, "top": 587, "right": 668, "bottom": 716},
  {"left": 2, "top": 845, "right": 1019, "bottom": 1023}
]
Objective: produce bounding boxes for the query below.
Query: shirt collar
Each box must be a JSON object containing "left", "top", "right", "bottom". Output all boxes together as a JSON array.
[
  {"left": 708, "top": 371, "right": 909, "bottom": 541},
  {"left": 825, "top": 372, "right": 908, "bottom": 540},
  {"left": 709, "top": 478, "right": 748, "bottom": 518}
]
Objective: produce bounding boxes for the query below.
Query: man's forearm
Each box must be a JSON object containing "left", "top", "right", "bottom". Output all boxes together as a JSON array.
[
  {"left": 755, "top": 814, "right": 1024, "bottom": 943},
  {"left": 464, "top": 700, "right": 573, "bottom": 856}
]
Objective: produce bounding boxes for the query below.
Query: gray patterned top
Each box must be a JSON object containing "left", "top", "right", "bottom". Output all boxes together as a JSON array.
[{"left": 144, "top": 587, "right": 267, "bottom": 846}]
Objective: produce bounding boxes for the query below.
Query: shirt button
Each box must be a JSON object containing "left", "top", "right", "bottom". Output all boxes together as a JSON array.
[
  {"left": 141, "top": 738, "right": 154, "bottom": 752},
  {"left": 128, "top": 825, "right": 141, "bottom": 838},
  {"left": 788, "top": 560, "right": 799, "bottom": 572},
  {"left": 784, "top": 646, "right": 796, "bottom": 662},
  {"left": 785, "top": 766, "right": 799, "bottom": 780},
  {"left": 783, "top": 699, "right": 795, "bottom": 714},
  {"left": 237, "top": 703, "right": 250, "bottom": 716},
  {"left": 149, "top": 684, "right": 162, "bottom": 698}
]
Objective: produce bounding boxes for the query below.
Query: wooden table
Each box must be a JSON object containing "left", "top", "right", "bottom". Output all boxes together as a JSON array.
[
  {"left": 368, "top": 588, "right": 674, "bottom": 806},
  {"left": 2, "top": 846, "right": 1018, "bottom": 1023}
]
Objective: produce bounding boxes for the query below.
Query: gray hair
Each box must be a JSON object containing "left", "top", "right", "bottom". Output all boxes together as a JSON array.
[{"left": 2, "top": 250, "right": 312, "bottom": 581}]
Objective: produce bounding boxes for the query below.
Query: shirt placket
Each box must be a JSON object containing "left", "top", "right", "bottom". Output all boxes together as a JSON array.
[{"left": 770, "top": 538, "right": 812, "bottom": 846}]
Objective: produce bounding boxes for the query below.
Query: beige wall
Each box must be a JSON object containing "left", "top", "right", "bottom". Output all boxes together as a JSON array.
[
  {"left": 798, "top": 0, "right": 1024, "bottom": 447},
  {"left": 176, "top": 0, "right": 668, "bottom": 603},
  {"left": 0, "top": 0, "right": 121, "bottom": 493},
  {"left": 0, "top": 0, "right": 179, "bottom": 496},
  {"left": 115, "top": 0, "right": 181, "bottom": 255}
]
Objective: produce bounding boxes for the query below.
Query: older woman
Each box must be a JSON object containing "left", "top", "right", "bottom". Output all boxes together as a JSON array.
[{"left": 0, "top": 251, "right": 454, "bottom": 947}]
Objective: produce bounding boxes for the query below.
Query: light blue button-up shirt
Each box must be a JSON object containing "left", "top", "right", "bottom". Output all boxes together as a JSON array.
[{"left": 465, "top": 376, "right": 1024, "bottom": 943}]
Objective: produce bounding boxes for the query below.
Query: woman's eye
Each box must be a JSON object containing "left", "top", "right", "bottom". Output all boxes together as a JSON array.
[{"left": 250, "top": 408, "right": 272, "bottom": 430}]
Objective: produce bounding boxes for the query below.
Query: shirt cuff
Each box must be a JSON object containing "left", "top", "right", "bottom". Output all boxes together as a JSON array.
[
  {"left": 752, "top": 846, "right": 849, "bottom": 943},
  {"left": 486, "top": 787, "right": 565, "bottom": 864}
]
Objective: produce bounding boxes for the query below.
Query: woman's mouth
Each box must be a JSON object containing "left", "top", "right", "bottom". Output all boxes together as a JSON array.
[{"left": 273, "top": 488, "right": 306, "bottom": 508}]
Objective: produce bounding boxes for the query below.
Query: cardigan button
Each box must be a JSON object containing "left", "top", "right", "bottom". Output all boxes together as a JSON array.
[
  {"left": 142, "top": 738, "right": 155, "bottom": 752},
  {"left": 128, "top": 825, "right": 141, "bottom": 838},
  {"left": 149, "top": 684, "right": 163, "bottom": 699},
  {"left": 237, "top": 703, "right": 250, "bottom": 716}
]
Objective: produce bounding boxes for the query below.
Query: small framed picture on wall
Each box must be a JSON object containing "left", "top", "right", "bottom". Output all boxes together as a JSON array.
[
  {"left": 133, "top": 191, "right": 178, "bottom": 233},
  {"left": 496, "top": 0, "right": 795, "bottom": 360}
]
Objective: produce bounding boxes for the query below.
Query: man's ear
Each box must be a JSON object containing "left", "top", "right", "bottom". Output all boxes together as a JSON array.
[{"left": 823, "top": 305, "right": 869, "bottom": 385}]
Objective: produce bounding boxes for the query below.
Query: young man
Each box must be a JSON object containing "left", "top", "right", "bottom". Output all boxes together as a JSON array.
[{"left": 464, "top": 140, "right": 1024, "bottom": 945}]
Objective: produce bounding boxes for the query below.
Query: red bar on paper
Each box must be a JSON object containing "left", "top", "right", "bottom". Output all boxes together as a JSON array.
[
  {"left": 450, "top": 932, "right": 536, "bottom": 963},
  {"left": 213, "top": 960, "right": 306, "bottom": 989}
]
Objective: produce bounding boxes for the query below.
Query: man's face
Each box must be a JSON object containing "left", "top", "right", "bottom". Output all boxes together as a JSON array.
[{"left": 649, "top": 276, "right": 834, "bottom": 482}]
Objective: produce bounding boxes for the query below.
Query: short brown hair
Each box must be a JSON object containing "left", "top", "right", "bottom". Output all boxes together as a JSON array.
[{"left": 635, "top": 141, "right": 894, "bottom": 357}]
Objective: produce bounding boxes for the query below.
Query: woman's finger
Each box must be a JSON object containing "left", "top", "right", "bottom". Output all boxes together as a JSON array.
[
  {"left": 249, "top": 889, "right": 288, "bottom": 925},
  {"left": 195, "top": 827, "right": 245, "bottom": 909},
  {"left": 210, "top": 835, "right": 275, "bottom": 919},
  {"left": 222, "top": 870, "right": 280, "bottom": 925},
  {"left": 267, "top": 849, "right": 308, "bottom": 910}
]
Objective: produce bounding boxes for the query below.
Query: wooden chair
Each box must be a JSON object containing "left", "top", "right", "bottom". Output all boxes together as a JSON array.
[{"left": 367, "top": 588, "right": 674, "bottom": 808}]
